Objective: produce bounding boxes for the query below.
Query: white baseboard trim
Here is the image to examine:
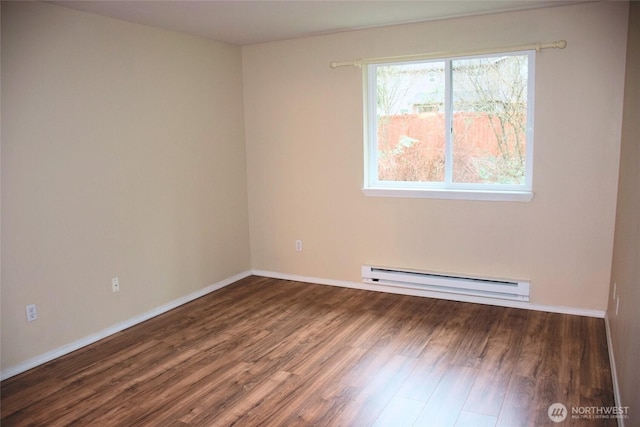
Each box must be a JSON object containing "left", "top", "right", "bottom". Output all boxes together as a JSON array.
[
  {"left": 604, "top": 313, "right": 624, "bottom": 427},
  {"left": 252, "top": 270, "right": 606, "bottom": 318},
  {"left": 0, "top": 270, "right": 252, "bottom": 381},
  {"left": 2, "top": 269, "right": 605, "bottom": 381}
]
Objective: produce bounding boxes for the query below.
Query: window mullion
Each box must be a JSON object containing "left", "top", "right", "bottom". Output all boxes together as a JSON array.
[
  {"left": 368, "top": 64, "right": 380, "bottom": 186},
  {"left": 444, "top": 60, "right": 453, "bottom": 185}
]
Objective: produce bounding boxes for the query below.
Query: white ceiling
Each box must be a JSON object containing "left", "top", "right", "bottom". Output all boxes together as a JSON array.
[{"left": 49, "top": 1, "right": 582, "bottom": 46}]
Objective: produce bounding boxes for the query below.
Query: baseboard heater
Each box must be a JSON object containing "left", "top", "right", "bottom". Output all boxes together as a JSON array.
[{"left": 362, "top": 265, "right": 530, "bottom": 302}]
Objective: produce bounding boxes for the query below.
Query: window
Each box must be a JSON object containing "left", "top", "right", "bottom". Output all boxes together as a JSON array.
[{"left": 363, "top": 50, "right": 535, "bottom": 201}]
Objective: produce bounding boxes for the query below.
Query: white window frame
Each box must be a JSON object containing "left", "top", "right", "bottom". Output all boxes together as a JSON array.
[{"left": 363, "top": 50, "right": 536, "bottom": 202}]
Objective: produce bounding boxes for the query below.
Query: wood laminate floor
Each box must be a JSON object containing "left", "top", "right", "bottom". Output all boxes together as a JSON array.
[{"left": 1, "top": 276, "right": 615, "bottom": 426}]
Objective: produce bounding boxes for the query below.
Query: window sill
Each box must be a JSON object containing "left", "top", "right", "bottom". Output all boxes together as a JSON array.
[{"left": 362, "top": 187, "right": 534, "bottom": 202}]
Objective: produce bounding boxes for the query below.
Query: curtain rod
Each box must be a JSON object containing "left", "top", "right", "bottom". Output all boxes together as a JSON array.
[{"left": 329, "top": 40, "right": 567, "bottom": 69}]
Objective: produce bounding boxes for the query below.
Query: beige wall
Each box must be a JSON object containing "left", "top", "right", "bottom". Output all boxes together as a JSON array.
[
  {"left": 1, "top": 2, "right": 251, "bottom": 370},
  {"left": 608, "top": 1, "right": 639, "bottom": 420},
  {"left": 1, "top": 0, "right": 632, "bottom": 376},
  {"left": 243, "top": 2, "right": 628, "bottom": 311}
]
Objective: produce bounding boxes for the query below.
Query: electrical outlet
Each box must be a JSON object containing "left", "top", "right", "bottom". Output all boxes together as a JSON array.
[
  {"left": 26, "top": 304, "right": 37, "bottom": 322},
  {"left": 295, "top": 240, "right": 302, "bottom": 251},
  {"left": 112, "top": 277, "right": 120, "bottom": 292}
]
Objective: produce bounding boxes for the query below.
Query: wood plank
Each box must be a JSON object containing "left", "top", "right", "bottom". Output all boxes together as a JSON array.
[
  {"left": 413, "top": 366, "right": 479, "bottom": 427},
  {"left": 455, "top": 410, "right": 497, "bottom": 427},
  {"left": 463, "top": 367, "right": 513, "bottom": 417},
  {"left": 333, "top": 354, "right": 419, "bottom": 426},
  {"left": 495, "top": 375, "right": 536, "bottom": 427},
  {"left": 371, "top": 396, "right": 425, "bottom": 427},
  {"left": 249, "top": 347, "right": 367, "bottom": 426},
  {"left": 1, "top": 276, "right": 616, "bottom": 426}
]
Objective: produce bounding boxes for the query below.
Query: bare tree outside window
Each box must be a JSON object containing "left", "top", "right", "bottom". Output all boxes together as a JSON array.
[
  {"left": 452, "top": 55, "right": 528, "bottom": 184},
  {"left": 375, "top": 61, "right": 446, "bottom": 182},
  {"left": 372, "top": 52, "right": 530, "bottom": 187}
]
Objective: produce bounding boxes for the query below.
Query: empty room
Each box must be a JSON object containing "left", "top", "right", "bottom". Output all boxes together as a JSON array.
[{"left": 1, "top": 1, "right": 638, "bottom": 426}]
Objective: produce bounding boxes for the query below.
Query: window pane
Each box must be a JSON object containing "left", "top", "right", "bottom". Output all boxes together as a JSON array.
[
  {"left": 376, "top": 61, "right": 446, "bottom": 182},
  {"left": 452, "top": 54, "right": 528, "bottom": 184}
]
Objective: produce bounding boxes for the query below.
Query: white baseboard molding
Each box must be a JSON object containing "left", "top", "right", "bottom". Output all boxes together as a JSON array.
[
  {"left": 0, "top": 270, "right": 252, "bottom": 381},
  {"left": 252, "top": 270, "right": 606, "bottom": 318},
  {"left": 604, "top": 313, "right": 624, "bottom": 427},
  {"left": 2, "top": 269, "right": 605, "bottom": 381}
]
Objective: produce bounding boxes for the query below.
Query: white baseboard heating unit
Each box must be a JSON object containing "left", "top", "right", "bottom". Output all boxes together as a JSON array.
[{"left": 362, "top": 265, "right": 530, "bottom": 302}]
